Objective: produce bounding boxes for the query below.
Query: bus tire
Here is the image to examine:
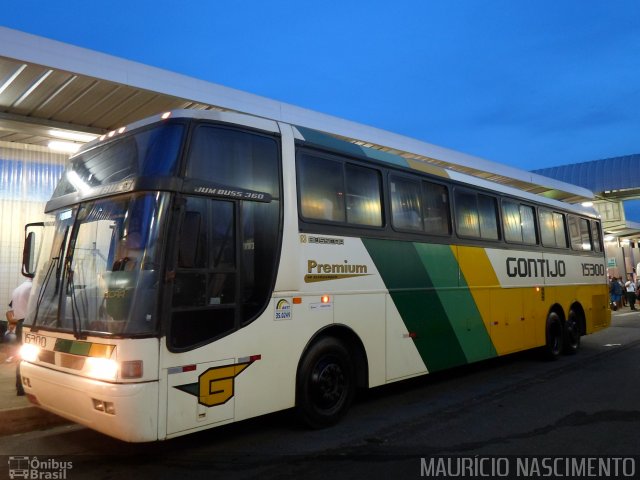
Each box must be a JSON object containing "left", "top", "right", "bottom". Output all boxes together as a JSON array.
[
  {"left": 543, "top": 312, "right": 563, "bottom": 360},
  {"left": 563, "top": 310, "right": 581, "bottom": 355},
  {"left": 296, "top": 337, "right": 355, "bottom": 428}
]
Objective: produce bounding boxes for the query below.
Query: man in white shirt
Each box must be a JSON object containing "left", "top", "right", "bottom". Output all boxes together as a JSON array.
[{"left": 624, "top": 276, "right": 637, "bottom": 311}]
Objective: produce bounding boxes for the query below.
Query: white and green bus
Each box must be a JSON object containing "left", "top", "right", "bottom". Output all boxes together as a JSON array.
[{"left": 20, "top": 109, "right": 610, "bottom": 442}]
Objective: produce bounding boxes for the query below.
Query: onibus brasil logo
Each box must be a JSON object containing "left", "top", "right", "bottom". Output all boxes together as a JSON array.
[{"left": 8, "top": 456, "right": 72, "bottom": 479}]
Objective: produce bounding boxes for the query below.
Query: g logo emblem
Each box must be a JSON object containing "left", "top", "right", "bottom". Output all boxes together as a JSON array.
[{"left": 198, "top": 363, "right": 250, "bottom": 406}]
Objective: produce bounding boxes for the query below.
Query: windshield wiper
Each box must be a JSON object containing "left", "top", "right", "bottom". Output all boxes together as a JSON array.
[
  {"left": 32, "top": 226, "right": 69, "bottom": 331},
  {"left": 67, "top": 268, "right": 86, "bottom": 340},
  {"left": 32, "top": 256, "right": 58, "bottom": 331}
]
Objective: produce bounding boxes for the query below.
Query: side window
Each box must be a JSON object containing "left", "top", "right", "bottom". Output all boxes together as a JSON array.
[
  {"left": 591, "top": 220, "right": 602, "bottom": 253},
  {"left": 298, "top": 155, "right": 345, "bottom": 222},
  {"left": 423, "top": 181, "right": 450, "bottom": 235},
  {"left": 390, "top": 177, "right": 451, "bottom": 235},
  {"left": 568, "top": 215, "right": 591, "bottom": 251},
  {"left": 502, "top": 201, "right": 522, "bottom": 243},
  {"left": 187, "top": 125, "right": 279, "bottom": 196},
  {"left": 502, "top": 201, "right": 537, "bottom": 245},
  {"left": 390, "top": 176, "right": 422, "bottom": 231},
  {"left": 345, "top": 164, "right": 383, "bottom": 226},
  {"left": 170, "top": 193, "right": 280, "bottom": 349},
  {"left": 520, "top": 205, "right": 537, "bottom": 244},
  {"left": 170, "top": 127, "right": 281, "bottom": 350},
  {"left": 455, "top": 190, "right": 480, "bottom": 237},
  {"left": 298, "top": 152, "right": 382, "bottom": 227},
  {"left": 553, "top": 212, "right": 568, "bottom": 248},
  {"left": 455, "top": 190, "right": 499, "bottom": 240},
  {"left": 539, "top": 210, "right": 567, "bottom": 248},
  {"left": 171, "top": 198, "right": 236, "bottom": 348},
  {"left": 478, "top": 195, "right": 499, "bottom": 240}
]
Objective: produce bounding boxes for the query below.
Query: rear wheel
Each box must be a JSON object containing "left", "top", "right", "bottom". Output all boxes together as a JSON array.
[
  {"left": 563, "top": 310, "right": 581, "bottom": 354},
  {"left": 543, "top": 312, "right": 563, "bottom": 360},
  {"left": 296, "top": 337, "right": 355, "bottom": 428}
]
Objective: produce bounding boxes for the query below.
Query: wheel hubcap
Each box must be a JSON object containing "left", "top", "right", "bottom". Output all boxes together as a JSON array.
[{"left": 311, "top": 358, "right": 346, "bottom": 410}]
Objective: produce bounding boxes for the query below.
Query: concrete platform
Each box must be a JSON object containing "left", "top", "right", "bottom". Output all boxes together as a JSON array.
[{"left": 0, "top": 344, "right": 69, "bottom": 436}]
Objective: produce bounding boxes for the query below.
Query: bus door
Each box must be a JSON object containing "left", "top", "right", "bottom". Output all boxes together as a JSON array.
[
  {"left": 161, "top": 191, "right": 279, "bottom": 435},
  {"left": 162, "top": 197, "right": 240, "bottom": 435}
]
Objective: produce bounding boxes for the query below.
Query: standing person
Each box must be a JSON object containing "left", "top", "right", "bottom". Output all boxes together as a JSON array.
[
  {"left": 6, "top": 278, "right": 32, "bottom": 396},
  {"left": 624, "top": 275, "right": 637, "bottom": 311},
  {"left": 619, "top": 277, "right": 627, "bottom": 307},
  {"left": 610, "top": 276, "right": 622, "bottom": 310}
]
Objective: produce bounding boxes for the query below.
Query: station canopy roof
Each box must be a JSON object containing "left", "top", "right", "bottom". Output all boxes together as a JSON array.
[
  {"left": 534, "top": 156, "right": 640, "bottom": 202},
  {"left": 0, "top": 26, "right": 594, "bottom": 204}
]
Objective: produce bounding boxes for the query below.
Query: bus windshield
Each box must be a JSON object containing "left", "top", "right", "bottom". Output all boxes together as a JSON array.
[
  {"left": 29, "top": 192, "right": 169, "bottom": 337},
  {"left": 50, "top": 122, "right": 184, "bottom": 201}
]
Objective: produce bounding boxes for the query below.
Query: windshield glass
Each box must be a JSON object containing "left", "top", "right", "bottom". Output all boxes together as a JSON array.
[
  {"left": 51, "top": 122, "right": 184, "bottom": 200},
  {"left": 28, "top": 192, "right": 169, "bottom": 336}
]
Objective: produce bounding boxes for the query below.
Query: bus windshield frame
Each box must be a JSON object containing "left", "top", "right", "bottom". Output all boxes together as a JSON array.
[{"left": 27, "top": 191, "right": 170, "bottom": 338}]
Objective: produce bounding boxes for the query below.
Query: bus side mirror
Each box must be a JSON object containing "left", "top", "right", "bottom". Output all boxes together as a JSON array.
[{"left": 22, "top": 222, "right": 44, "bottom": 278}]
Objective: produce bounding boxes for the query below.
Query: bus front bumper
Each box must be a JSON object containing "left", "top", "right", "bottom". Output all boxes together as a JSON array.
[{"left": 20, "top": 361, "right": 159, "bottom": 442}]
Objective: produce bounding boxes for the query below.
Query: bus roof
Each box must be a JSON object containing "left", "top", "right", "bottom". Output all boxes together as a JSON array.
[{"left": 77, "top": 109, "right": 597, "bottom": 218}]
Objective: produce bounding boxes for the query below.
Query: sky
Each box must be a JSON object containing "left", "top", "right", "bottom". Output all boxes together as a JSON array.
[{"left": 3, "top": 1, "right": 640, "bottom": 213}]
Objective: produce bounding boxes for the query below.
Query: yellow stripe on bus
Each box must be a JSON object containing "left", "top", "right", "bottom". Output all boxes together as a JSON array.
[{"left": 452, "top": 245, "right": 526, "bottom": 355}]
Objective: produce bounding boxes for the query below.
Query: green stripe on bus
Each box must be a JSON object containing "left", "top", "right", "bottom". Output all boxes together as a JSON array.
[
  {"left": 54, "top": 338, "right": 92, "bottom": 356},
  {"left": 413, "top": 243, "right": 497, "bottom": 362},
  {"left": 54, "top": 339, "right": 74, "bottom": 353},
  {"left": 296, "top": 126, "right": 410, "bottom": 168},
  {"left": 363, "top": 238, "right": 467, "bottom": 371}
]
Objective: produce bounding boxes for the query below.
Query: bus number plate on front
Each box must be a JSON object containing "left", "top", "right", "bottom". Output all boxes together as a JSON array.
[{"left": 25, "top": 333, "right": 49, "bottom": 348}]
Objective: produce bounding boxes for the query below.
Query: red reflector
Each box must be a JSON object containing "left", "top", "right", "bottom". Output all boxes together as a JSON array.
[
  {"left": 249, "top": 355, "right": 262, "bottom": 362},
  {"left": 26, "top": 393, "right": 40, "bottom": 406},
  {"left": 121, "top": 360, "right": 144, "bottom": 379},
  {"left": 183, "top": 364, "right": 197, "bottom": 372},
  {"left": 408, "top": 332, "right": 417, "bottom": 338}
]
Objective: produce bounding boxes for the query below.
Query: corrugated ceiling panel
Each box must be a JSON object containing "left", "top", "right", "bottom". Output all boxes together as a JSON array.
[
  {"left": 98, "top": 89, "right": 152, "bottom": 127},
  {"left": 123, "top": 96, "right": 187, "bottom": 124},
  {"left": 17, "top": 70, "right": 75, "bottom": 116},
  {"left": 35, "top": 75, "right": 92, "bottom": 119},
  {"left": 55, "top": 82, "right": 124, "bottom": 124}
]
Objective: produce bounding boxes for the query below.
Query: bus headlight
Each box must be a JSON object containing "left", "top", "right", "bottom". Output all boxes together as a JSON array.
[
  {"left": 20, "top": 343, "right": 40, "bottom": 363},
  {"left": 85, "top": 357, "right": 118, "bottom": 381}
]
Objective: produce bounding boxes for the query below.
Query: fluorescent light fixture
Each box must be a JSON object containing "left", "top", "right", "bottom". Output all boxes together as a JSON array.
[
  {"left": 48, "top": 129, "right": 98, "bottom": 143},
  {"left": 48, "top": 140, "right": 81, "bottom": 153},
  {"left": 604, "top": 235, "right": 615, "bottom": 242}
]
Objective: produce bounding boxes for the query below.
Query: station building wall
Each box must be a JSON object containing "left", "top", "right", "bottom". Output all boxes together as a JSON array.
[{"left": 0, "top": 141, "right": 67, "bottom": 309}]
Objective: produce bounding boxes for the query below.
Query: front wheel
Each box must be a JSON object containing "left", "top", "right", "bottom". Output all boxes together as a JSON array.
[
  {"left": 563, "top": 310, "right": 581, "bottom": 355},
  {"left": 543, "top": 312, "right": 563, "bottom": 360},
  {"left": 296, "top": 337, "right": 355, "bottom": 428}
]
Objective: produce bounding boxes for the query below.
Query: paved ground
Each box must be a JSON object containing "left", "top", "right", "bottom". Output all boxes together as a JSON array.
[
  {"left": 0, "top": 343, "right": 68, "bottom": 436},
  {"left": 1, "top": 308, "right": 638, "bottom": 480},
  {"left": 0, "top": 306, "right": 633, "bottom": 439}
]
